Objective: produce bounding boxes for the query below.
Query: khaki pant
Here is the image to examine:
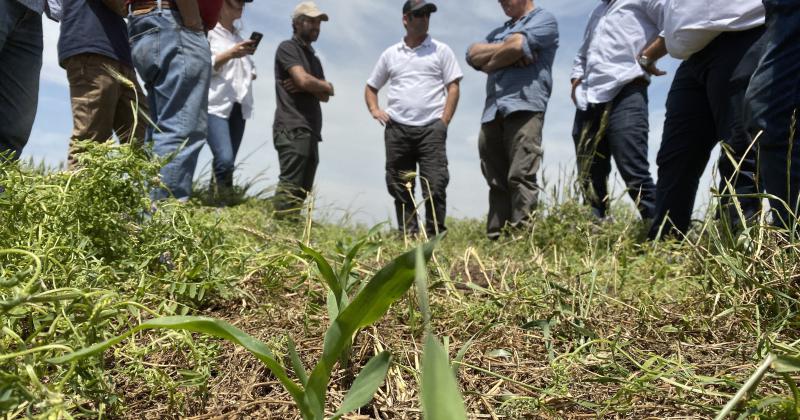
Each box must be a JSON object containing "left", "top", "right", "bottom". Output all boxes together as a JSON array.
[
  {"left": 478, "top": 111, "right": 544, "bottom": 239},
  {"left": 64, "top": 53, "right": 148, "bottom": 166}
]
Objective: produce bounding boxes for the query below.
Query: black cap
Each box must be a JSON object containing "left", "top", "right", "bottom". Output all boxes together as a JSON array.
[{"left": 403, "top": 0, "right": 437, "bottom": 15}]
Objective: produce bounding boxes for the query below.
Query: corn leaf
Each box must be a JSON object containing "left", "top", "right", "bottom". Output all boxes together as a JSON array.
[
  {"left": 326, "top": 290, "right": 339, "bottom": 321},
  {"left": 304, "top": 238, "right": 439, "bottom": 419},
  {"left": 773, "top": 355, "right": 800, "bottom": 373},
  {"left": 331, "top": 351, "right": 392, "bottom": 419},
  {"left": 300, "top": 243, "right": 342, "bottom": 300},
  {"left": 422, "top": 334, "right": 467, "bottom": 420},
  {"left": 414, "top": 246, "right": 432, "bottom": 331},
  {"left": 287, "top": 336, "right": 309, "bottom": 387},
  {"left": 47, "top": 316, "right": 310, "bottom": 418},
  {"left": 339, "top": 239, "right": 367, "bottom": 289}
]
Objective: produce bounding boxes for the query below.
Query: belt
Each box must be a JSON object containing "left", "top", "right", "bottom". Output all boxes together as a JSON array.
[{"left": 129, "top": 1, "right": 174, "bottom": 15}]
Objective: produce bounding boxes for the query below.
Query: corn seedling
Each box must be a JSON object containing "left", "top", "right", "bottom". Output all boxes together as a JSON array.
[{"left": 50, "top": 240, "right": 438, "bottom": 419}]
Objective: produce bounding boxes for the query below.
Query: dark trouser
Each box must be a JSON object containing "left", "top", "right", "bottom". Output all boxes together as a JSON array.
[
  {"left": 746, "top": 0, "right": 800, "bottom": 230},
  {"left": 649, "top": 27, "right": 766, "bottom": 240},
  {"left": 572, "top": 81, "right": 656, "bottom": 220},
  {"left": 273, "top": 128, "right": 319, "bottom": 216},
  {"left": 207, "top": 103, "right": 246, "bottom": 190},
  {"left": 0, "top": 0, "right": 42, "bottom": 161},
  {"left": 478, "top": 111, "right": 544, "bottom": 239},
  {"left": 384, "top": 119, "right": 449, "bottom": 236}
]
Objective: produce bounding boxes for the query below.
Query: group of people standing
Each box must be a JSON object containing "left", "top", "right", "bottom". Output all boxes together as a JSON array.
[
  {"left": 571, "top": 0, "right": 800, "bottom": 240},
  {"left": 0, "top": 0, "right": 798, "bottom": 241},
  {"left": 367, "top": 0, "right": 559, "bottom": 240},
  {"left": 1, "top": 0, "right": 257, "bottom": 202}
]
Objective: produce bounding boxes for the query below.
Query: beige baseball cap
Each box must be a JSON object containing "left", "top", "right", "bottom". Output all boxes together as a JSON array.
[{"left": 293, "top": 2, "right": 329, "bottom": 21}]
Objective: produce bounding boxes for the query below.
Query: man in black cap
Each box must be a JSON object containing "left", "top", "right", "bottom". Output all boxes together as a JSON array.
[{"left": 365, "top": 0, "right": 463, "bottom": 238}]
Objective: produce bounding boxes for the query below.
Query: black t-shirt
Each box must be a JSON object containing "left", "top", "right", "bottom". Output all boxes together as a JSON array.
[
  {"left": 57, "top": 0, "right": 132, "bottom": 67},
  {"left": 273, "top": 36, "right": 325, "bottom": 139}
]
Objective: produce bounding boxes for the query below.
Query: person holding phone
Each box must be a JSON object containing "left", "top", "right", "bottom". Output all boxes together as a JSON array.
[{"left": 206, "top": 0, "right": 256, "bottom": 202}]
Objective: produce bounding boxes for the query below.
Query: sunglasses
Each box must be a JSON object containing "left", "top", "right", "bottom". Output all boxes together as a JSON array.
[{"left": 409, "top": 11, "right": 431, "bottom": 18}]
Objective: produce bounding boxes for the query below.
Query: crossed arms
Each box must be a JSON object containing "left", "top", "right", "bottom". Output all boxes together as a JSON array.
[
  {"left": 467, "top": 33, "right": 532, "bottom": 73},
  {"left": 284, "top": 66, "right": 335, "bottom": 102}
]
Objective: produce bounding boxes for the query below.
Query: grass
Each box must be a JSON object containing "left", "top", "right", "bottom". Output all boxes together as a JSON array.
[{"left": 1, "top": 141, "right": 799, "bottom": 418}]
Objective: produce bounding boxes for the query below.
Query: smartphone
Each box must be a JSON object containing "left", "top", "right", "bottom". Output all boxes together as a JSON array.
[{"left": 249, "top": 31, "right": 263, "bottom": 54}]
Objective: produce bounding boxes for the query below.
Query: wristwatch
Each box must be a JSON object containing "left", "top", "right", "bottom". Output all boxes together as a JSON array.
[{"left": 638, "top": 55, "right": 652, "bottom": 69}]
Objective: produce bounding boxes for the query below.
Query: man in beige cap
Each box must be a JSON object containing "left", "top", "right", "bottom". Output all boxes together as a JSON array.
[{"left": 271, "top": 1, "right": 334, "bottom": 218}]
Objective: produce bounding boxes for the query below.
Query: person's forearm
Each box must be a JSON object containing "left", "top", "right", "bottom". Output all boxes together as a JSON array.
[
  {"left": 441, "top": 82, "right": 460, "bottom": 124},
  {"left": 174, "top": 0, "right": 203, "bottom": 30},
  {"left": 214, "top": 52, "right": 232, "bottom": 71},
  {"left": 365, "top": 86, "right": 381, "bottom": 113},
  {"left": 484, "top": 34, "right": 525, "bottom": 72},
  {"left": 642, "top": 36, "right": 667, "bottom": 61},
  {"left": 467, "top": 43, "right": 501, "bottom": 69},
  {"left": 295, "top": 74, "right": 333, "bottom": 96}
]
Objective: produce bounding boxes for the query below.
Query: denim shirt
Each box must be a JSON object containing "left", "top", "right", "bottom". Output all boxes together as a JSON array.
[
  {"left": 470, "top": 8, "right": 559, "bottom": 124},
  {"left": 17, "top": 0, "right": 45, "bottom": 13}
]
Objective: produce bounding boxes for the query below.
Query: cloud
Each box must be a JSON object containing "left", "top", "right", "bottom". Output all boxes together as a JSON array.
[{"left": 28, "top": 1, "right": 721, "bottom": 227}]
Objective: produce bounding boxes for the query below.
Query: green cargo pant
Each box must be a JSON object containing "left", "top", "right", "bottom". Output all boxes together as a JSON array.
[
  {"left": 478, "top": 111, "right": 544, "bottom": 239},
  {"left": 272, "top": 128, "right": 319, "bottom": 217}
]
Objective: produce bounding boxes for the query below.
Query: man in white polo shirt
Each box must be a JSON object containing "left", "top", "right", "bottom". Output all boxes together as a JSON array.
[
  {"left": 641, "top": 0, "right": 767, "bottom": 239},
  {"left": 365, "top": 0, "right": 462, "bottom": 238}
]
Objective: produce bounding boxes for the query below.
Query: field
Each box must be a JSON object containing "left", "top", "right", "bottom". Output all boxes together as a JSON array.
[{"left": 1, "top": 142, "right": 799, "bottom": 419}]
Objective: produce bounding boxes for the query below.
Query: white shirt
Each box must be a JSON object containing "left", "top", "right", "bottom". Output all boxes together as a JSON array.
[
  {"left": 663, "top": 0, "right": 765, "bottom": 60},
  {"left": 208, "top": 25, "right": 257, "bottom": 119},
  {"left": 367, "top": 36, "right": 463, "bottom": 127},
  {"left": 571, "top": 0, "right": 665, "bottom": 110}
]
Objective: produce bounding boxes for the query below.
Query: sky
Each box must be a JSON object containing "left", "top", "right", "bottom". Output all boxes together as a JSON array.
[{"left": 28, "top": 0, "right": 720, "bottom": 226}]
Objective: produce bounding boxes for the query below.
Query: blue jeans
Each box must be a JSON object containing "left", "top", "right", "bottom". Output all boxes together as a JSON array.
[
  {"left": 746, "top": 0, "right": 800, "bottom": 229},
  {"left": 649, "top": 27, "right": 765, "bottom": 239},
  {"left": 572, "top": 82, "right": 656, "bottom": 220},
  {"left": 128, "top": 9, "right": 211, "bottom": 200},
  {"left": 207, "top": 103, "right": 246, "bottom": 190},
  {"left": 0, "top": 0, "right": 42, "bottom": 160}
]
